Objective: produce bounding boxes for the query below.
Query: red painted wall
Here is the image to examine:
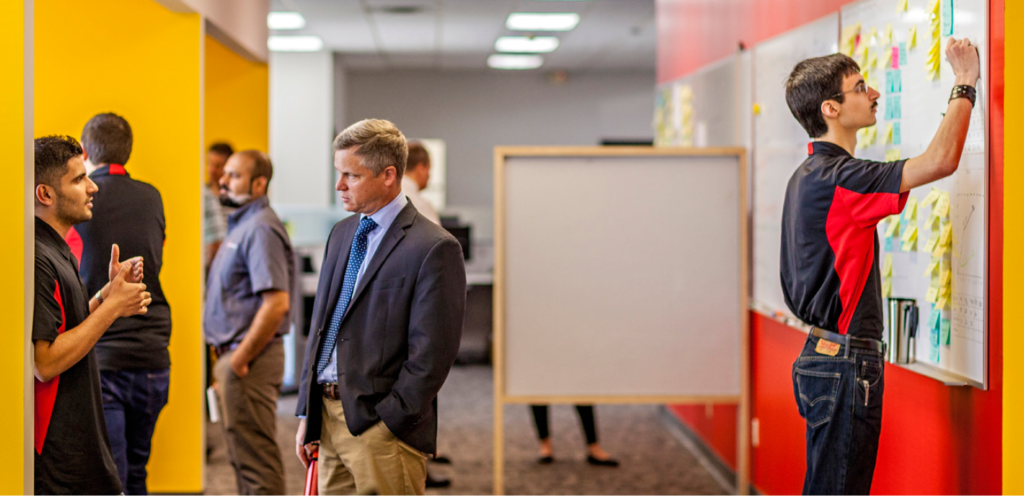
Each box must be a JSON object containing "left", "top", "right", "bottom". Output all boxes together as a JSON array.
[{"left": 659, "top": 0, "right": 1005, "bottom": 493}]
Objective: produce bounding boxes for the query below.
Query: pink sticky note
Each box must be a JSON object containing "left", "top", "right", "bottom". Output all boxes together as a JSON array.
[{"left": 892, "top": 46, "right": 900, "bottom": 69}]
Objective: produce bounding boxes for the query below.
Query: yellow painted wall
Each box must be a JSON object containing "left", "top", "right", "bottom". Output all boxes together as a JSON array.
[
  {"left": 34, "top": 0, "right": 203, "bottom": 492},
  {"left": 1, "top": 0, "right": 27, "bottom": 493},
  {"left": 205, "top": 35, "right": 269, "bottom": 159},
  {"left": 1006, "top": 2, "right": 1024, "bottom": 493}
]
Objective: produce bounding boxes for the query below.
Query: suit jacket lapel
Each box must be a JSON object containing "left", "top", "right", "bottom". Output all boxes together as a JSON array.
[
  {"left": 317, "top": 219, "right": 356, "bottom": 332},
  {"left": 343, "top": 203, "right": 417, "bottom": 321}
]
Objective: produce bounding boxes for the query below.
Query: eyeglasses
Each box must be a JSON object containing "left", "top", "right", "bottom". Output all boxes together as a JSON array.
[{"left": 827, "top": 82, "right": 869, "bottom": 101}]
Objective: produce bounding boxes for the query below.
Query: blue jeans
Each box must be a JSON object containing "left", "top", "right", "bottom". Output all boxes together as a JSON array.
[
  {"left": 100, "top": 368, "right": 171, "bottom": 495},
  {"left": 792, "top": 334, "right": 885, "bottom": 495}
]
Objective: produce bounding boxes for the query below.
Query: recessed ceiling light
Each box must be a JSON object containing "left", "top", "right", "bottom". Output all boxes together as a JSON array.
[
  {"left": 487, "top": 54, "right": 544, "bottom": 70},
  {"left": 495, "top": 36, "right": 560, "bottom": 53},
  {"left": 506, "top": 13, "right": 580, "bottom": 31},
  {"left": 268, "top": 36, "right": 323, "bottom": 52},
  {"left": 267, "top": 12, "right": 306, "bottom": 30}
]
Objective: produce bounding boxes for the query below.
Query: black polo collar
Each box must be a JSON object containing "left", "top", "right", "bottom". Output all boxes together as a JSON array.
[
  {"left": 809, "top": 141, "right": 852, "bottom": 158},
  {"left": 90, "top": 164, "right": 129, "bottom": 178},
  {"left": 35, "top": 216, "right": 74, "bottom": 263}
]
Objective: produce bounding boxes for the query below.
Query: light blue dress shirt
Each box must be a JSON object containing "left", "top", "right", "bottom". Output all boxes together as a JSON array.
[{"left": 318, "top": 192, "right": 408, "bottom": 384}]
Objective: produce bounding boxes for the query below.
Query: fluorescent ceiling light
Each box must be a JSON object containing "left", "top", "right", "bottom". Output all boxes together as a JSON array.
[
  {"left": 268, "top": 11, "right": 306, "bottom": 30},
  {"left": 506, "top": 13, "right": 580, "bottom": 31},
  {"left": 487, "top": 54, "right": 544, "bottom": 70},
  {"left": 268, "top": 35, "right": 323, "bottom": 52},
  {"left": 495, "top": 36, "right": 560, "bottom": 53}
]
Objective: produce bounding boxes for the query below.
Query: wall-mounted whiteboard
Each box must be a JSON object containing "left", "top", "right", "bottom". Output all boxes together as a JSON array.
[
  {"left": 654, "top": 54, "right": 752, "bottom": 150},
  {"left": 752, "top": 14, "right": 840, "bottom": 320},
  {"left": 841, "top": 0, "right": 987, "bottom": 388},
  {"left": 495, "top": 147, "right": 747, "bottom": 399}
]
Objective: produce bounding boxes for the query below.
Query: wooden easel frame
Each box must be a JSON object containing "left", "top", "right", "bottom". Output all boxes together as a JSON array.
[{"left": 492, "top": 146, "right": 750, "bottom": 495}]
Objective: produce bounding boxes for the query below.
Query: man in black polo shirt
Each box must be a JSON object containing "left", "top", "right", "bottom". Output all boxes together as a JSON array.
[
  {"left": 74, "top": 113, "right": 170, "bottom": 494},
  {"left": 32, "top": 135, "right": 151, "bottom": 494},
  {"left": 781, "top": 40, "right": 979, "bottom": 494}
]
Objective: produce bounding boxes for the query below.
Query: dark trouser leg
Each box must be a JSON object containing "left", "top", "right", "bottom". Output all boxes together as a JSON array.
[
  {"left": 574, "top": 405, "right": 598, "bottom": 445},
  {"left": 101, "top": 371, "right": 129, "bottom": 490},
  {"left": 123, "top": 368, "right": 171, "bottom": 495},
  {"left": 793, "top": 335, "right": 884, "bottom": 495},
  {"left": 530, "top": 405, "right": 550, "bottom": 440},
  {"left": 215, "top": 342, "right": 286, "bottom": 495}
]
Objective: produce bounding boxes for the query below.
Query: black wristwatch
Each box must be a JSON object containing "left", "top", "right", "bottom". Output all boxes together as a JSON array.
[{"left": 949, "top": 84, "right": 977, "bottom": 107}]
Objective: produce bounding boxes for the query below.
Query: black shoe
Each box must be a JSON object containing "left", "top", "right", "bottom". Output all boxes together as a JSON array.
[
  {"left": 586, "top": 455, "right": 619, "bottom": 467},
  {"left": 426, "top": 473, "right": 451, "bottom": 488},
  {"left": 432, "top": 454, "right": 452, "bottom": 464},
  {"left": 537, "top": 455, "right": 554, "bottom": 464}
]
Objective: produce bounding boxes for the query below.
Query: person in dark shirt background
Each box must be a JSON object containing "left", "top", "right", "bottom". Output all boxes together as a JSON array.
[
  {"left": 32, "top": 134, "right": 150, "bottom": 494},
  {"left": 74, "top": 113, "right": 171, "bottom": 495},
  {"left": 780, "top": 39, "right": 979, "bottom": 494}
]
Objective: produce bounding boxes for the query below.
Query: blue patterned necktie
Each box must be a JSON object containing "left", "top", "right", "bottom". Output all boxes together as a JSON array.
[{"left": 317, "top": 216, "right": 378, "bottom": 376}]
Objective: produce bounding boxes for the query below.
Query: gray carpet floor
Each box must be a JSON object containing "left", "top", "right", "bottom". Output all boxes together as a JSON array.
[{"left": 204, "top": 365, "right": 729, "bottom": 495}]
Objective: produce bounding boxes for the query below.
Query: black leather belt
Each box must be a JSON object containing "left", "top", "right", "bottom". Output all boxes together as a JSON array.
[
  {"left": 811, "top": 327, "right": 886, "bottom": 354},
  {"left": 213, "top": 342, "right": 239, "bottom": 357},
  {"left": 321, "top": 382, "right": 341, "bottom": 401}
]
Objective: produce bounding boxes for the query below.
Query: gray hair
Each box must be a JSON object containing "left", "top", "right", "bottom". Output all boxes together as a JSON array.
[{"left": 333, "top": 119, "right": 408, "bottom": 178}]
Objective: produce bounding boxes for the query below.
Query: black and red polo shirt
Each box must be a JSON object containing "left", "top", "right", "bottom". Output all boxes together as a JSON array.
[
  {"left": 72, "top": 164, "right": 170, "bottom": 371},
  {"left": 33, "top": 216, "right": 121, "bottom": 494},
  {"left": 780, "top": 141, "right": 908, "bottom": 341}
]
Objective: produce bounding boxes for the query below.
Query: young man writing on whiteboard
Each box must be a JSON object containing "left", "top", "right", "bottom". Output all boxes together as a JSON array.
[{"left": 780, "top": 38, "right": 979, "bottom": 495}]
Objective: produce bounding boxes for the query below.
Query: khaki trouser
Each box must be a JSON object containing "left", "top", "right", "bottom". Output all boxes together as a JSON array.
[
  {"left": 214, "top": 341, "right": 285, "bottom": 495},
  {"left": 318, "top": 398, "right": 428, "bottom": 495}
]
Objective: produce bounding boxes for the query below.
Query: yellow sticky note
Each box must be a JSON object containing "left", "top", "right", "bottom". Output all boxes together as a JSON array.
[
  {"left": 898, "top": 0, "right": 909, "bottom": 13},
  {"left": 869, "top": 27, "right": 878, "bottom": 44},
  {"left": 868, "top": 125, "right": 878, "bottom": 145},
  {"left": 924, "top": 257, "right": 940, "bottom": 276},
  {"left": 901, "top": 238, "right": 915, "bottom": 252},
  {"left": 885, "top": 123, "right": 894, "bottom": 144},
  {"left": 936, "top": 192, "right": 951, "bottom": 217},
  {"left": 924, "top": 231, "right": 941, "bottom": 252},
  {"left": 869, "top": 77, "right": 879, "bottom": 91},
  {"left": 883, "top": 254, "right": 893, "bottom": 276},
  {"left": 883, "top": 278, "right": 892, "bottom": 298},
  {"left": 927, "top": 211, "right": 940, "bottom": 229},
  {"left": 885, "top": 149, "right": 901, "bottom": 161},
  {"left": 909, "top": 26, "right": 918, "bottom": 49},
  {"left": 926, "top": 285, "right": 939, "bottom": 303},
  {"left": 753, "top": 103, "right": 761, "bottom": 115},
  {"left": 886, "top": 216, "right": 900, "bottom": 237},
  {"left": 936, "top": 292, "right": 948, "bottom": 309},
  {"left": 883, "top": 24, "right": 893, "bottom": 46},
  {"left": 904, "top": 196, "right": 918, "bottom": 221},
  {"left": 939, "top": 222, "right": 953, "bottom": 246},
  {"left": 868, "top": 50, "right": 878, "bottom": 70},
  {"left": 930, "top": 0, "right": 940, "bottom": 15},
  {"left": 940, "top": 268, "right": 951, "bottom": 286},
  {"left": 921, "top": 188, "right": 940, "bottom": 207},
  {"left": 933, "top": 242, "right": 948, "bottom": 258},
  {"left": 901, "top": 224, "right": 917, "bottom": 242}
]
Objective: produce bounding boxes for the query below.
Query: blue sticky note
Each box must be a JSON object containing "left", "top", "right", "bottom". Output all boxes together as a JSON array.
[
  {"left": 928, "top": 308, "right": 941, "bottom": 332},
  {"left": 894, "top": 69, "right": 902, "bottom": 93},
  {"left": 900, "top": 216, "right": 908, "bottom": 230},
  {"left": 885, "top": 237, "right": 894, "bottom": 251},
  {"left": 893, "top": 122, "right": 902, "bottom": 145},
  {"left": 899, "top": 43, "right": 908, "bottom": 68},
  {"left": 940, "top": 318, "right": 951, "bottom": 345},
  {"left": 930, "top": 342, "right": 941, "bottom": 362},
  {"left": 942, "top": 0, "right": 954, "bottom": 36},
  {"left": 892, "top": 95, "right": 902, "bottom": 119}
]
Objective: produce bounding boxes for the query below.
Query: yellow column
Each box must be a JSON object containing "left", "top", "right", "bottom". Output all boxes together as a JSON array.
[
  {"left": 204, "top": 35, "right": 269, "bottom": 155},
  {"left": 1006, "top": 1, "right": 1024, "bottom": 494},
  {"left": 1, "top": 0, "right": 29, "bottom": 493},
  {"left": 34, "top": 0, "right": 203, "bottom": 492}
]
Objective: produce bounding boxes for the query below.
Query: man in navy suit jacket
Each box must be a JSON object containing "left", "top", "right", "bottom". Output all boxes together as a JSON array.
[{"left": 294, "top": 119, "right": 466, "bottom": 495}]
